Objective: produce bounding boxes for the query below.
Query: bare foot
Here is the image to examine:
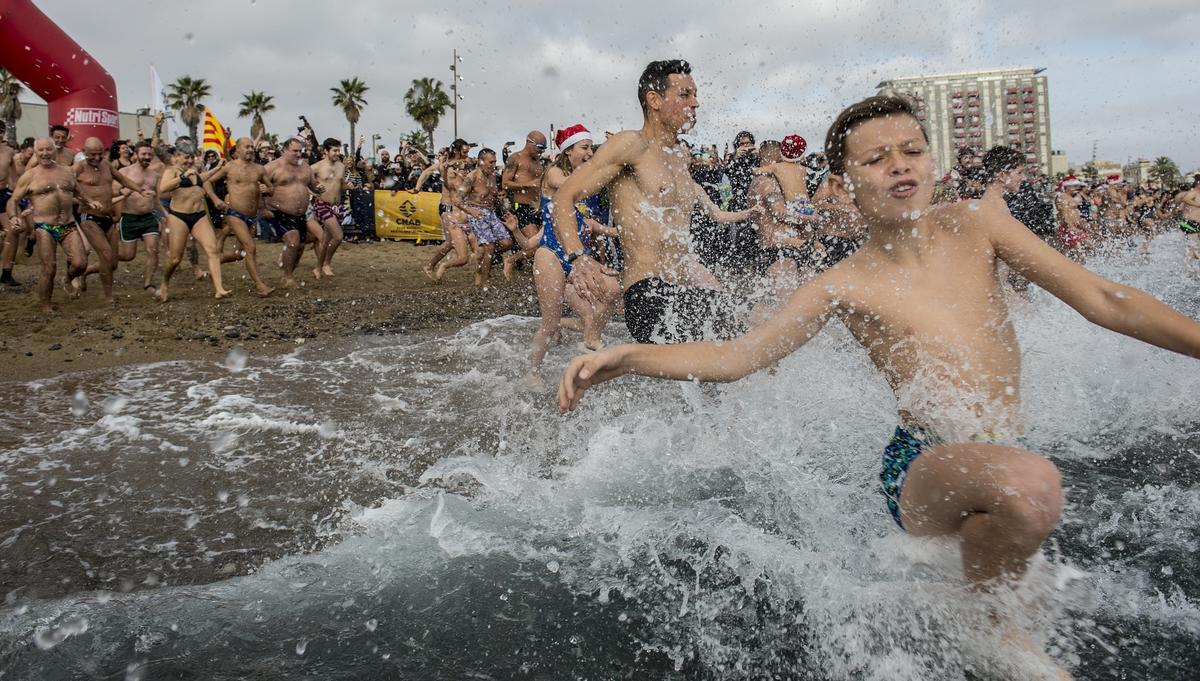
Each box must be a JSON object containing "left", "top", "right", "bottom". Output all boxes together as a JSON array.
[
  {"left": 194, "top": 269, "right": 210, "bottom": 281},
  {"left": 255, "top": 284, "right": 275, "bottom": 297},
  {"left": 40, "top": 303, "right": 55, "bottom": 314},
  {"left": 144, "top": 284, "right": 156, "bottom": 294},
  {"left": 423, "top": 264, "right": 436, "bottom": 282},
  {"left": 155, "top": 284, "right": 168, "bottom": 302},
  {"left": 321, "top": 265, "right": 334, "bottom": 277},
  {"left": 502, "top": 257, "right": 515, "bottom": 281},
  {"left": 281, "top": 277, "right": 298, "bottom": 289},
  {"left": 521, "top": 373, "right": 547, "bottom": 392},
  {"left": 312, "top": 267, "right": 323, "bottom": 280},
  {"left": 433, "top": 263, "right": 447, "bottom": 282},
  {"left": 214, "top": 288, "right": 233, "bottom": 299},
  {"left": 62, "top": 277, "right": 81, "bottom": 299}
]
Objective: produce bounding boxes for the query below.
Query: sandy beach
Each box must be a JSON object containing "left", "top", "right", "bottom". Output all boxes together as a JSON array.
[{"left": 0, "top": 239, "right": 539, "bottom": 382}]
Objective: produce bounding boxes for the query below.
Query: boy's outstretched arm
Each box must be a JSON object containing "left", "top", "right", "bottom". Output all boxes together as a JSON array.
[
  {"left": 986, "top": 208, "right": 1200, "bottom": 358},
  {"left": 559, "top": 275, "right": 840, "bottom": 412}
]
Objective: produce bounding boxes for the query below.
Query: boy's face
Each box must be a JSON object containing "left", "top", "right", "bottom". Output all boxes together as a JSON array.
[{"left": 836, "top": 113, "right": 934, "bottom": 223}]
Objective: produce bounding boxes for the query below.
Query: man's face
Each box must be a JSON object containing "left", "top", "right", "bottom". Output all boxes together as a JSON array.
[
  {"left": 478, "top": 153, "right": 497, "bottom": 175},
  {"left": 51, "top": 129, "right": 68, "bottom": 148},
  {"left": 652, "top": 74, "right": 699, "bottom": 133},
  {"left": 34, "top": 140, "right": 56, "bottom": 165},
  {"left": 1000, "top": 167, "right": 1027, "bottom": 193},
  {"left": 838, "top": 114, "right": 934, "bottom": 224},
  {"left": 137, "top": 146, "right": 154, "bottom": 167},
  {"left": 525, "top": 133, "right": 547, "bottom": 154},
  {"left": 283, "top": 142, "right": 302, "bottom": 164},
  {"left": 325, "top": 146, "right": 342, "bottom": 162},
  {"left": 84, "top": 144, "right": 105, "bottom": 167},
  {"left": 379, "top": 151, "right": 390, "bottom": 163}
]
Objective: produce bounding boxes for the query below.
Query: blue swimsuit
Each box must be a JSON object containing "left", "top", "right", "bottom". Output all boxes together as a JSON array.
[{"left": 539, "top": 194, "right": 605, "bottom": 274}]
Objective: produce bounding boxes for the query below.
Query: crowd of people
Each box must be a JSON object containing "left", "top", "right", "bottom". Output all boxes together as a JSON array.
[{"left": 2, "top": 56, "right": 1199, "bottom": 677}]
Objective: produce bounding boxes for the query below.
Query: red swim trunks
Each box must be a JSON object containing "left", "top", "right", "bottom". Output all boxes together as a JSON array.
[{"left": 312, "top": 198, "right": 345, "bottom": 224}]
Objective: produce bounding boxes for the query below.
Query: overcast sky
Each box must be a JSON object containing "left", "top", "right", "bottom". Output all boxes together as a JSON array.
[{"left": 23, "top": 0, "right": 1200, "bottom": 171}]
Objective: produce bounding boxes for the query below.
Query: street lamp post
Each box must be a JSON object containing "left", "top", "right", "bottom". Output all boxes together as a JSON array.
[
  {"left": 449, "top": 49, "right": 463, "bottom": 139},
  {"left": 371, "top": 133, "right": 381, "bottom": 164}
]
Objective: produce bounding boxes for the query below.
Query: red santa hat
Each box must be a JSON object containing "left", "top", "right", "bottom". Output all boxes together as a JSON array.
[
  {"left": 555, "top": 124, "right": 591, "bottom": 152},
  {"left": 780, "top": 134, "right": 807, "bottom": 160}
]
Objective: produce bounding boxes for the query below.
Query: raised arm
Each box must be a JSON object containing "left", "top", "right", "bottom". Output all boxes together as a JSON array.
[
  {"left": 986, "top": 205, "right": 1200, "bottom": 358},
  {"left": 412, "top": 162, "right": 439, "bottom": 193},
  {"left": 560, "top": 270, "right": 840, "bottom": 411}
]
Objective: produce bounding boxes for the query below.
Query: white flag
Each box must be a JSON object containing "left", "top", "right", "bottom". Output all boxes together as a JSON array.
[{"left": 150, "top": 65, "right": 185, "bottom": 141}]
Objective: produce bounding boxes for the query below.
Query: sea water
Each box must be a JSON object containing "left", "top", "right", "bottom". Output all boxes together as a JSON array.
[{"left": 1, "top": 235, "right": 1198, "bottom": 679}]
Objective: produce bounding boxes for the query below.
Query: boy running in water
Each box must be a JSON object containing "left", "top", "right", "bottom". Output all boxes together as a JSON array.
[{"left": 559, "top": 96, "right": 1200, "bottom": 677}]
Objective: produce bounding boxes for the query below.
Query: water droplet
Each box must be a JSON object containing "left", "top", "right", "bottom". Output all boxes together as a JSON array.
[
  {"left": 318, "top": 421, "right": 336, "bottom": 439},
  {"left": 617, "top": 612, "right": 628, "bottom": 622},
  {"left": 967, "top": 200, "right": 981, "bottom": 211},
  {"left": 71, "top": 390, "right": 89, "bottom": 417},
  {"left": 178, "top": 457, "right": 189, "bottom": 467},
  {"left": 125, "top": 660, "right": 145, "bottom": 681},
  {"left": 102, "top": 396, "right": 127, "bottom": 415},
  {"left": 184, "top": 33, "right": 194, "bottom": 43},
  {"left": 224, "top": 346, "right": 247, "bottom": 372},
  {"left": 184, "top": 514, "right": 199, "bottom": 529},
  {"left": 211, "top": 432, "right": 236, "bottom": 454},
  {"left": 365, "top": 619, "right": 377, "bottom": 631},
  {"left": 217, "top": 491, "right": 229, "bottom": 502},
  {"left": 546, "top": 560, "right": 560, "bottom": 573},
  {"left": 295, "top": 639, "right": 308, "bottom": 655},
  {"left": 1162, "top": 565, "right": 1174, "bottom": 576},
  {"left": 34, "top": 617, "right": 89, "bottom": 650}
]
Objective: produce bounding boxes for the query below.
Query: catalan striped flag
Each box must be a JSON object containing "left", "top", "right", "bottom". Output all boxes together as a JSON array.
[{"left": 201, "top": 107, "right": 228, "bottom": 156}]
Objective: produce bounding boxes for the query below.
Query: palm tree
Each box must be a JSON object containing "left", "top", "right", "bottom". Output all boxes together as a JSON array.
[
  {"left": 237, "top": 90, "right": 275, "bottom": 140},
  {"left": 165, "top": 75, "right": 211, "bottom": 143},
  {"left": 1150, "top": 156, "right": 1180, "bottom": 188},
  {"left": 404, "top": 77, "right": 451, "bottom": 153},
  {"left": 330, "top": 78, "right": 369, "bottom": 156},
  {"left": 0, "top": 68, "right": 23, "bottom": 146}
]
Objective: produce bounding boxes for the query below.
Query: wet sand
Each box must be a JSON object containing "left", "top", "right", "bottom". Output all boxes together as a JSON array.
[{"left": 0, "top": 239, "right": 539, "bottom": 382}]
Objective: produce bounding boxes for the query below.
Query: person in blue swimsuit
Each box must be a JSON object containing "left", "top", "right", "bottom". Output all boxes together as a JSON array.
[{"left": 527, "top": 124, "right": 622, "bottom": 382}]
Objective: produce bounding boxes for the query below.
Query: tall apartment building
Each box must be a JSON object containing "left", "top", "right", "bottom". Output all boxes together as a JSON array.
[{"left": 876, "top": 67, "right": 1052, "bottom": 174}]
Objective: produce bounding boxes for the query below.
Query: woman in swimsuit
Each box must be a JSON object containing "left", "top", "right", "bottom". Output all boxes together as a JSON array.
[
  {"left": 528, "top": 124, "right": 622, "bottom": 381},
  {"left": 156, "top": 142, "right": 229, "bottom": 301}
]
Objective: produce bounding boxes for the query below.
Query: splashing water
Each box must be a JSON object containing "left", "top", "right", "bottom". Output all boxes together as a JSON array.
[{"left": 0, "top": 236, "right": 1198, "bottom": 679}]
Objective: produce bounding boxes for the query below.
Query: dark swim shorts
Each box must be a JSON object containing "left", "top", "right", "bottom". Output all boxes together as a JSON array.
[{"left": 623, "top": 277, "right": 746, "bottom": 345}]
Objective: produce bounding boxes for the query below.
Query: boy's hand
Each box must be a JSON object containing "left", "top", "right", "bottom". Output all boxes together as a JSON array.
[{"left": 559, "top": 346, "right": 626, "bottom": 413}]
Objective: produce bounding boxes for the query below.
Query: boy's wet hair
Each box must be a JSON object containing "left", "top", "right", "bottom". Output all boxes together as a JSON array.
[
  {"left": 637, "top": 59, "right": 691, "bottom": 115},
  {"left": 982, "top": 145, "right": 1027, "bottom": 184},
  {"left": 825, "top": 95, "right": 928, "bottom": 176}
]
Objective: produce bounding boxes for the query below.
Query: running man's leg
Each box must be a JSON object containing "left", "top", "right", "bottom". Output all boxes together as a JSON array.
[
  {"left": 34, "top": 229, "right": 58, "bottom": 313},
  {"left": 78, "top": 218, "right": 115, "bottom": 303},
  {"left": 224, "top": 215, "right": 273, "bottom": 296},
  {"left": 319, "top": 216, "right": 342, "bottom": 276}
]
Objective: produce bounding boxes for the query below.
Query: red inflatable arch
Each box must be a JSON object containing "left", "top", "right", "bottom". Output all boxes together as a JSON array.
[{"left": 0, "top": 0, "right": 118, "bottom": 150}]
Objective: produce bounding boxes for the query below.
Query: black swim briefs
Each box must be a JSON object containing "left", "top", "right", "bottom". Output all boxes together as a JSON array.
[{"left": 623, "top": 277, "right": 746, "bottom": 345}]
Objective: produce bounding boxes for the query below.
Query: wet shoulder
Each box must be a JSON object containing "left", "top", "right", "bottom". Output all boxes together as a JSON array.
[{"left": 602, "top": 131, "right": 650, "bottom": 163}]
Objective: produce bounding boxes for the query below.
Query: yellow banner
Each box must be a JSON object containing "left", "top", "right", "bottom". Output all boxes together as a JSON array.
[{"left": 374, "top": 190, "right": 442, "bottom": 241}]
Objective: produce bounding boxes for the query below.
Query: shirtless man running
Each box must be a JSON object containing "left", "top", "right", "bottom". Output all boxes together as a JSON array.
[
  {"left": 115, "top": 141, "right": 164, "bottom": 292},
  {"left": 461, "top": 148, "right": 513, "bottom": 289},
  {"left": 556, "top": 60, "right": 754, "bottom": 344},
  {"left": 500, "top": 131, "right": 547, "bottom": 277},
  {"left": 74, "top": 137, "right": 156, "bottom": 303},
  {"left": 1174, "top": 174, "right": 1200, "bottom": 260},
  {"left": 310, "top": 138, "right": 346, "bottom": 277},
  {"left": 202, "top": 138, "right": 275, "bottom": 296},
  {"left": 419, "top": 139, "right": 473, "bottom": 282},
  {"left": 0, "top": 139, "right": 35, "bottom": 285},
  {"left": 264, "top": 138, "right": 325, "bottom": 287},
  {"left": 8, "top": 138, "right": 100, "bottom": 312},
  {"left": 0, "top": 123, "right": 16, "bottom": 285}
]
